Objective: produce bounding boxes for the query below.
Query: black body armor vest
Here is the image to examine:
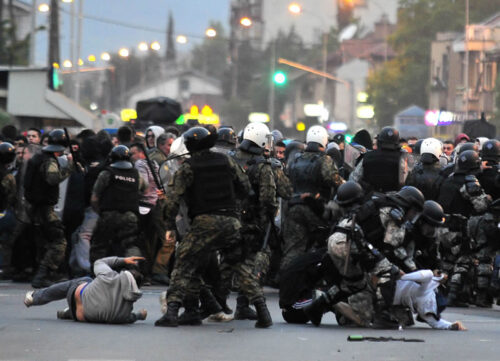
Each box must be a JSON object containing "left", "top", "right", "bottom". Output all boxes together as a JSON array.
[
  {"left": 288, "top": 152, "right": 324, "bottom": 197},
  {"left": 186, "top": 151, "right": 237, "bottom": 217},
  {"left": 24, "top": 152, "right": 59, "bottom": 206},
  {"left": 362, "top": 149, "right": 401, "bottom": 192},
  {"left": 99, "top": 167, "right": 139, "bottom": 213}
]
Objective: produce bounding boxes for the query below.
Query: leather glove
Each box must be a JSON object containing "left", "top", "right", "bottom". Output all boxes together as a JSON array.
[{"left": 463, "top": 175, "right": 482, "bottom": 197}]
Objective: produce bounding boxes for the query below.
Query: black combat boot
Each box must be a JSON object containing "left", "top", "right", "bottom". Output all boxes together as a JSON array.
[
  {"left": 31, "top": 266, "right": 53, "bottom": 289},
  {"left": 253, "top": 297, "right": 273, "bottom": 328},
  {"left": 303, "top": 290, "right": 329, "bottom": 326},
  {"left": 178, "top": 297, "right": 202, "bottom": 326},
  {"left": 199, "top": 288, "right": 223, "bottom": 319},
  {"left": 234, "top": 295, "right": 257, "bottom": 320},
  {"left": 155, "top": 301, "right": 180, "bottom": 327}
]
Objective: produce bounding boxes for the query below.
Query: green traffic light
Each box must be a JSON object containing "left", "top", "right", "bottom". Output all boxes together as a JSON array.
[
  {"left": 345, "top": 134, "right": 353, "bottom": 143},
  {"left": 273, "top": 71, "right": 286, "bottom": 85}
]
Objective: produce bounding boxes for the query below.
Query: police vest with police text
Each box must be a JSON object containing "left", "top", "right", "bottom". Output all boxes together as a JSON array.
[{"left": 99, "top": 167, "right": 139, "bottom": 213}]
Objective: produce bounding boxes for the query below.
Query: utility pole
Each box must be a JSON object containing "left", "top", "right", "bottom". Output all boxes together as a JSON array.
[
  {"left": 74, "top": 0, "right": 83, "bottom": 104},
  {"left": 268, "top": 40, "right": 276, "bottom": 130},
  {"left": 48, "top": 0, "right": 60, "bottom": 67},
  {"left": 464, "top": 0, "right": 470, "bottom": 120},
  {"left": 29, "top": 0, "right": 36, "bottom": 66}
]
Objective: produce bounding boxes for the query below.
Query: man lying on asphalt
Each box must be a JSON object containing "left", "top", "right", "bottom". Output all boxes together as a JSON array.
[{"left": 24, "top": 256, "right": 147, "bottom": 324}]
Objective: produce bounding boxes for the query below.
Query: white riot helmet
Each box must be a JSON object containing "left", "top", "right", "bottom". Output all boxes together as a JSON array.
[
  {"left": 243, "top": 122, "right": 271, "bottom": 149},
  {"left": 306, "top": 125, "right": 328, "bottom": 148},
  {"left": 170, "top": 136, "right": 190, "bottom": 159},
  {"left": 420, "top": 138, "right": 443, "bottom": 160},
  {"left": 476, "top": 137, "right": 489, "bottom": 149}
]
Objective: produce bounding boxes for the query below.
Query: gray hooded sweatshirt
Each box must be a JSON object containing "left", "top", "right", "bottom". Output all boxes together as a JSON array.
[{"left": 81, "top": 257, "right": 142, "bottom": 323}]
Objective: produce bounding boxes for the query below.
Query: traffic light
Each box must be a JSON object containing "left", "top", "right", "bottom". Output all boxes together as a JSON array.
[
  {"left": 273, "top": 71, "right": 287, "bottom": 86},
  {"left": 49, "top": 63, "right": 62, "bottom": 90},
  {"left": 345, "top": 134, "right": 353, "bottom": 143}
]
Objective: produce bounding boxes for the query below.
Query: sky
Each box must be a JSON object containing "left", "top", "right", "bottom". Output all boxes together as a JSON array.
[{"left": 34, "top": 0, "right": 230, "bottom": 65}]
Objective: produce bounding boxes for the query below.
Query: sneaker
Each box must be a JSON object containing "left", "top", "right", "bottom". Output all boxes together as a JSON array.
[
  {"left": 57, "top": 307, "right": 72, "bottom": 320},
  {"left": 207, "top": 311, "right": 234, "bottom": 323},
  {"left": 24, "top": 291, "right": 34, "bottom": 307},
  {"left": 159, "top": 291, "right": 167, "bottom": 314}
]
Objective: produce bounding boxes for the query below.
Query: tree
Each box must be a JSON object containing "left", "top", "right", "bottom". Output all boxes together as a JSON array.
[
  {"left": 191, "top": 21, "right": 228, "bottom": 80},
  {"left": 165, "top": 11, "right": 176, "bottom": 63},
  {"left": 0, "top": 0, "right": 29, "bottom": 65},
  {"left": 367, "top": 0, "right": 500, "bottom": 128}
]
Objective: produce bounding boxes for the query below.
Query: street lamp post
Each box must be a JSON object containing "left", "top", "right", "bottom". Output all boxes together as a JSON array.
[
  {"left": 288, "top": 3, "right": 328, "bottom": 103},
  {"left": 465, "top": 0, "right": 469, "bottom": 120}
]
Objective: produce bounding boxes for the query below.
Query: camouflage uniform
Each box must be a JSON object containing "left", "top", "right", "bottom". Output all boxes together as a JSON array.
[
  {"left": 281, "top": 152, "right": 343, "bottom": 269},
  {"left": 468, "top": 211, "right": 499, "bottom": 306},
  {"left": 26, "top": 156, "right": 73, "bottom": 271},
  {"left": 164, "top": 151, "right": 262, "bottom": 304},
  {"left": 220, "top": 149, "right": 278, "bottom": 295},
  {"left": 438, "top": 175, "right": 491, "bottom": 306},
  {"left": 0, "top": 169, "right": 16, "bottom": 271},
  {"left": 254, "top": 160, "right": 292, "bottom": 282},
  {"left": 148, "top": 148, "right": 168, "bottom": 168},
  {"left": 90, "top": 169, "right": 146, "bottom": 263}
]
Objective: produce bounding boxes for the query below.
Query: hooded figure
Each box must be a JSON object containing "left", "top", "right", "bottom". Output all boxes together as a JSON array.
[
  {"left": 145, "top": 126, "right": 165, "bottom": 149},
  {"left": 352, "top": 129, "right": 373, "bottom": 150}
]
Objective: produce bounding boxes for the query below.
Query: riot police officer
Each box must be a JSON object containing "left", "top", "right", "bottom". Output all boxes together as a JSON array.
[
  {"left": 90, "top": 145, "right": 145, "bottom": 263},
  {"left": 24, "top": 129, "right": 73, "bottom": 288},
  {"left": 281, "top": 125, "right": 344, "bottom": 270},
  {"left": 0, "top": 142, "right": 17, "bottom": 278},
  {"left": 406, "top": 138, "right": 444, "bottom": 200},
  {"left": 478, "top": 139, "right": 499, "bottom": 200},
  {"left": 155, "top": 127, "right": 273, "bottom": 328},
  {"left": 213, "top": 127, "right": 237, "bottom": 155},
  {"left": 350, "top": 127, "right": 408, "bottom": 193},
  {"left": 438, "top": 150, "right": 490, "bottom": 217},
  {"left": 468, "top": 199, "right": 500, "bottom": 307},
  {"left": 224, "top": 122, "right": 277, "bottom": 322}
]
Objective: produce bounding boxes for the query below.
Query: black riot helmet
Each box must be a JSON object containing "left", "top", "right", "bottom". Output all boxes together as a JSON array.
[
  {"left": 110, "top": 145, "right": 133, "bottom": 169},
  {"left": 455, "top": 150, "right": 481, "bottom": 174},
  {"left": 0, "top": 142, "right": 16, "bottom": 164},
  {"left": 481, "top": 139, "right": 499, "bottom": 162},
  {"left": 376, "top": 127, "right": 400, "bottom": 150},
  {"left": 334, "top": 181, "right": 364, "bottom": 206},
  {"left": 217, "top": 127, "right": 237, "bottom": 146},
  {"left": 43, "top": 129, "right": 68, "bottom": 152},
  {"left": 184, "top": 126, "right": 215, "bottom": 153},
  {"left": 394, "top": 186, "right": 425, "bottom": 211},
  {"left": 413, "top": 139, "right": 424, "bottom": 155},
  {"left": 457, "top": 142, "right": 479, "bottom": 155},
  {"left": 420, "top": 200, "right": 445, "bottom": 226}
]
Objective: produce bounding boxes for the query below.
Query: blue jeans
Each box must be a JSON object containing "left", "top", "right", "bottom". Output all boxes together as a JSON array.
[{"left": 32, "top": 277, "right": 92, "bottom": 306}]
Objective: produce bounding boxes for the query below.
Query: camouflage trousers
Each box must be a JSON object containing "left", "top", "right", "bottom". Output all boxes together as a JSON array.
[
  {"left": 449, "top": 254, "right": 474, "bottom": 302},
  {"left": 167, "top": 214, "right": 263, "bottom": 304},
  {"left": 473, "top": 246, "right": 495, "bottom": 292},
  {"left": 26, "top": 204, "right": 67, "bottom": 271},
  {"left": 90, "top": 210, "right": 141, "bottom": 264},
  {"left": 281, "top": 204, "right": 328, "bottom": 271}
]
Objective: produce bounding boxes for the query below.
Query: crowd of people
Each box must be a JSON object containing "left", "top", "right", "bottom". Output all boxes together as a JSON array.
[{"left": 0, "top": 121, "right": 498, "bottom": 331}]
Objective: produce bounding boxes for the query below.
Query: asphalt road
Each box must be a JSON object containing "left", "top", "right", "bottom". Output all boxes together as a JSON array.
[{"left": 1, "top": 281, "right": 499, "bottom": 361}]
